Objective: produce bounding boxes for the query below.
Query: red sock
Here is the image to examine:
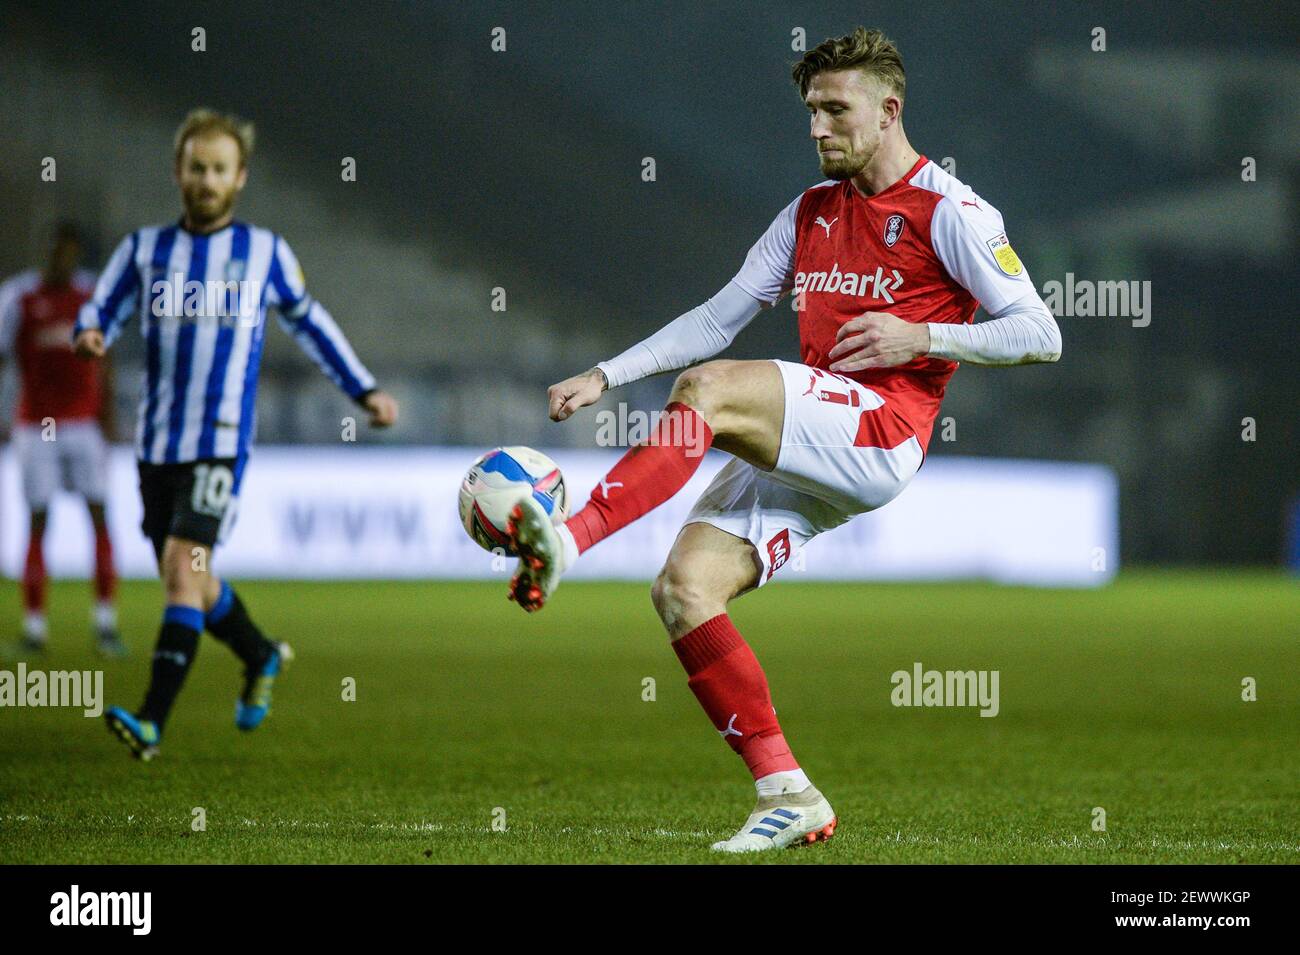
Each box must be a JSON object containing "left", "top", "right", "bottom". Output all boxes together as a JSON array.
[
  {"left": 566, "top": 401, "right": 713, "bottom": 554},
  {"left": 93, "top": 524, "right": 117, "bottom": 602},
  {"left": 23, "top": 534, "right": 46, "bottom": 614},
  {"left": 672, "top": 614, "right": 799, "bottom": 780}
]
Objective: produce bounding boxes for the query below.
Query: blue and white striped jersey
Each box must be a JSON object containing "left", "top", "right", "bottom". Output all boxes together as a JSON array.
[{"left": 75, "top": 221, "right": 375, "bottom": 466}]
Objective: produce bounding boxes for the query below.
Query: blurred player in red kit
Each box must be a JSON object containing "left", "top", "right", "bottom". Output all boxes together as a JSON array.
[{"left": 0, "top": 223, "right": 125, "bottom": 657}]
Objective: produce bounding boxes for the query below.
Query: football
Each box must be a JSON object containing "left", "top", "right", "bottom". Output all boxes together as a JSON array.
[{"left": 458, "top": 446, "right": 567, "bottom": 554}]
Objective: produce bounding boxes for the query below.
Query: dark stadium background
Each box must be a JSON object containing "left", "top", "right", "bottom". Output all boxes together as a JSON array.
[{"left": 1, "top": 0, "right": 1295, "bottom": 567}]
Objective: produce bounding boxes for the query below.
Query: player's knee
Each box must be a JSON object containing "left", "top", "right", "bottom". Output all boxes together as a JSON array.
[
  {"left": 669, "top": 361, "right": 734, "bottom": 419},
  {"left": 651, "top": 561, "right": 716, "bottom": 629},
  {"left": 160, "top": 540, "right": 206, "bottom": 604}
]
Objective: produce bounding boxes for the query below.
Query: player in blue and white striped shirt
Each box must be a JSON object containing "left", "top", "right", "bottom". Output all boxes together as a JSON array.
[{"left": 74, "top": 109, "right": 399, "bottom": 760}]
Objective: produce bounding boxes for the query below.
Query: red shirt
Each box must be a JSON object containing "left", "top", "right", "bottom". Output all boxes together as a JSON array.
[
  {"left": 735, "top": 155, "right": 1039, "bottom": 451},
  {"left": 0, "top": 272, "right": 104, "bottom": 424}
]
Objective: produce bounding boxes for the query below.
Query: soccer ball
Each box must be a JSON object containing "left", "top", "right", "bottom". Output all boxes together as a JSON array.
[{"left": 458, "top": 446, "right": 567, "bottom": 554}]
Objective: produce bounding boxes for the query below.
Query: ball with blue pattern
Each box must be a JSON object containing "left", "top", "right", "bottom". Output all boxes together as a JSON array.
[{"left": 458, "top": 446, "right": 568, "bottom": 555}]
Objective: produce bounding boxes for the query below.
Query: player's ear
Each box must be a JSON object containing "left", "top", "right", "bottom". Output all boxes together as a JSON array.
[
  {"left": 880, "top": 94, "right": 902, "bottom": 128},
  {"left": 235, "top": 165, "right": 249, "bottom": 190}
]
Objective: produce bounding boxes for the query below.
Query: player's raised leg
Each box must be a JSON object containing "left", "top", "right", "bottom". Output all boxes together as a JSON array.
[
  {"left": 506, "top": 358, "right": 784, "bottom": 611},
  {"left": 651, "top": 521, "right": 836, "bottom": 852}
]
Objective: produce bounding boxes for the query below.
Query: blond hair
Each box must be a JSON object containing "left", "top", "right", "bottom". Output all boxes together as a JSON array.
[
  {"left": 792, "top": 27, "right": 906, "bottom": 101},
  {"left": 173, "top": 108, "right": 255, "bottom": 168}
]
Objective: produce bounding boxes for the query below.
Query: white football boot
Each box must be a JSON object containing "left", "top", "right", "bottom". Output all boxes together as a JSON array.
[
  {"left": 711, "top": 786, "right": 838, "bottom": 853},
  {"left": 505, "top": 495, "right": 570, "bottom": 613}
]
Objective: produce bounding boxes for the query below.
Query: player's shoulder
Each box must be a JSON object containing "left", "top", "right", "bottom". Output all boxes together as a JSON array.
[
  {"left": 236, "top": 220, "right": 275, "bottom": 240},
  {"left": 117, "top": 223, "right": 169, "bottom": 253},
  {"left": 906, "top": 159, "right": 1006, "bottom": 230},
  {"left": 758, "top": 181, "right": 842, "bottom": 238},
  {"left": 240, "top": 222, "right": 292, "bottom": 257},
  {"left": 801, "top": 178, "right": 841, "bottom": 198},
  {"left": 793, "top": 178, "right": 842, "bottom": 208},
  {"left": 0, "top": 269, "right": 42, "bottom": 295},
  {"left": 132, "top": 222, "right": 173, "bottom": 240},
  {"left": 784, "top": 179, "right": 845, "bottom": 228}
]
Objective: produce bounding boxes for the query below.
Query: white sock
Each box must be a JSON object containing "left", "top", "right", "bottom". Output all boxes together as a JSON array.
[
  {"left": 94, "top": 601, "right": 117, "bottom": 631},
  {"left": 755, "top": 768, "right": 811, "bottom": 797},
  {"left": 556, "top": 522, "right": 579, "bottom": 571},
  {"left": 23, "top": 612, "right": 48, "bottom": 641}
]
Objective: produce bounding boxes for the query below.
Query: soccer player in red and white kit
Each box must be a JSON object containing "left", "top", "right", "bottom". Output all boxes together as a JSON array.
[
  {"left": 0, "top": 223, "right": 125, "bottom": 657},
  {"left": 505, "top": 28, "right": 1062, "bottom": 851}
]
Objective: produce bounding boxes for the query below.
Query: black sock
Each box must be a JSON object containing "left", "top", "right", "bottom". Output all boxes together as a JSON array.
[
  {"left": 139, "top": 606, "right": 204, "bottom": 729},
  {"left": 206, "top": 581, "right": 273, "bottom": 670}
]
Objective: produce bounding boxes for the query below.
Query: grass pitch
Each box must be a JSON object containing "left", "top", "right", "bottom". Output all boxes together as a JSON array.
[{"left": 1, "top": 572, "right": 1297, "bottom": 864}]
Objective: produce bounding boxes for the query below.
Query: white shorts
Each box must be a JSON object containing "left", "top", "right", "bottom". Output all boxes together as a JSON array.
[
  {"left": 684, "top": 360, "right": 925, "bottom": 584},
  {"left": 13, "top": 419, "right": 109, "bottom": 509}
]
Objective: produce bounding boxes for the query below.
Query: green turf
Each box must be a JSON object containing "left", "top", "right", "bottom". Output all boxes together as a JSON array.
[{"left": 1, "top": 572, "right": 1297, "bottom": 863}]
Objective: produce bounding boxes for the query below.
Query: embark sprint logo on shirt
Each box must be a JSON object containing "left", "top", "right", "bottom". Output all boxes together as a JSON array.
[
  {"left": 791, "top": 263, "right": 905, "bottom": 310},
  {"left": 50, "top": 885, "right": 151, "bottom": 935},
  {"left": 149, "top": 270, "right": 263, "bottom": 324}
]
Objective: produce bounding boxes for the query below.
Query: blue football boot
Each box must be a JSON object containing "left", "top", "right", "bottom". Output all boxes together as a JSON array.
[
  {"left": 104, "top": 706, "right": 161, "bottom": 761},
  {"left": 235, "top": 642, "right": 292, "bottom": 731}
]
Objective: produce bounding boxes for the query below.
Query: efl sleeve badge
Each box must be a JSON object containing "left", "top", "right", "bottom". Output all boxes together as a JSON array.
[{"left": 986, "top": 232, "right": 1024, "bottom": 276}]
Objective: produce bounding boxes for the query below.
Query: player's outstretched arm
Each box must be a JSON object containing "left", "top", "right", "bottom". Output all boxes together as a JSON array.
[
  {"left": 548, "top": 280, "right": 767, "bottom": 423},
  {"left": 268, "top": 236, "right": 398, "bottom": 428},
  {"left": 73, "top": 232, "right": 141, "bottom": 359},
  {"left": 278, "top": 304, "right": 400, "bottom": 428},
  {"left": 548, "top": 194, "right": 797, "bottom": 422}
]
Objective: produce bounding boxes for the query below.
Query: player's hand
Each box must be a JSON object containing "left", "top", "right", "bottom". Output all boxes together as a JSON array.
[
  {"left": 827, "top": 311, "right": 930, "bottom": 372},
  {"left": 74, "top": 329, "right": 106, "bottom": 359},
  {"left": 548, "top": 367, "right": 607, "bottom": 422},
  {"left": 363, "top": 390, "right": 399, "bottom": 428}
]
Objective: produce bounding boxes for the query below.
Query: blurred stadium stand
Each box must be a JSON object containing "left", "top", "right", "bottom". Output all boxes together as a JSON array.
[{"left": 0, "top": 1, "right": 1295, "bottom": 564}]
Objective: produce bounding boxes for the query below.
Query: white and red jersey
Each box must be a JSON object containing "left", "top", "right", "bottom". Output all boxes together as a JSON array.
[
  {"left": 0, "top": 269, "right": 104, "bottom": 424},
  {"left": 732, "top": 155, "right": 1039, "bottom": 450}
]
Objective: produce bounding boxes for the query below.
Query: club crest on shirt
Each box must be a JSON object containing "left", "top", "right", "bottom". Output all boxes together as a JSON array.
[
  {"left": 986, "top": 232, "right": 1023, "bottom": 276},
  {"left": 225, "top": 259, "right": 246, "bottom": 282},
  {"left": 883, "top": 214, "right": 905, "bottom": 248}
]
